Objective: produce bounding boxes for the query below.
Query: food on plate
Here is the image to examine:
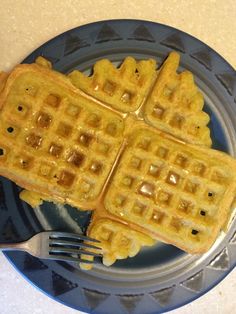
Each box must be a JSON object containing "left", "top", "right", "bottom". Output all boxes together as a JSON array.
[
  {"left": 69, "top": 51, "right": 211, "bottom": 147},
  {"left": 0, "top": 52, "right": 235, "bottom": 270},
  {"left": 0, "top": 59, "right": 125, "bottom": 209},
  {"left": 104, "top": 126, "right": 236, "bottom": 254}
]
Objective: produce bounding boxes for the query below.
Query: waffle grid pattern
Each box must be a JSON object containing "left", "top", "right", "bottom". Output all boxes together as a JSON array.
[
  {"left": 0, "top": 70, "right": 124, "bottom": 205},
  {"left": 87, "top": 219, "right": 154, "bottom": 266},
  {"left": 104, "top": 129, "right": 232, "bottom": 247},
  {"left": 68, "top": 57, "right": 157, "bottom": 113},
  {"left": 143, "top": 53, "right": 211, "bottom": 146},
  {"left": 69, "top": 52, "right": 212, "bottom": 146}
]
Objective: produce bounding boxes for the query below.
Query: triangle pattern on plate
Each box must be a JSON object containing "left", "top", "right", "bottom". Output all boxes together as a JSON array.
[
  {"left": 23, "top": 253, "right": 48, "bottom": 272},
  {"left": 208, "top": 247, "right": 230, "bottom": 271},
  {"left": 191, "top": 49, "right": 212, "bottom": 70},
  {"left": 128, "top": 24, "right": 155, "bottom": 42},
  {"left": 118, "top": 294, "right": 143, "bottom": 314},
  {"left": 2, "top": 217, "right": 19, "bottom": 241},
  {"left": 83, "top": 288, "right": 110, "bottom": 310},
  {"left": 150, "top": 286, "right": 175, "bottom": 307},
  {"left": 216, "top": 73, "right": 235, "bottom": 96},
  {"left": 64, "top": 33, "right": 90, "bottom": 56},
  {"left": 230, "top": 231, "right": 236, "bottom": 244},
  {"left": 180, "top": 270, "right": 204, "bottom": 292},
  {"left": 51, "top": 271, "right": 78, "bottom": 297},
  {"left": 95, "top": 23, "right": 122, "bottom": 43},
  {"left": 160, "top": 33, "right": 185, "bottom": 52}
]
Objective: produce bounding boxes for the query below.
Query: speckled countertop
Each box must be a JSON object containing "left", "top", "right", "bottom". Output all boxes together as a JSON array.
[{"left": 0, "top": 1, "right": 235, "bottom": 313}]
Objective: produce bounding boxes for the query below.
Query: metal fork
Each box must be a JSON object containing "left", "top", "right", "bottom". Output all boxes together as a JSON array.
[{"left": 0, "top": 231, "right": 101, "bottom": 264}]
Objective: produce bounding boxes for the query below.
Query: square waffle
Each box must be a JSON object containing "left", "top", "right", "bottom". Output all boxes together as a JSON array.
[
  {"left": 0, "top": 52, "right": 236, "bottom": 269},
  {"left": 104, "top": 123, "right": 236, "bottom": 254},
  {"left": 0, "top": 62, "right": 124, "bottom": 209}
]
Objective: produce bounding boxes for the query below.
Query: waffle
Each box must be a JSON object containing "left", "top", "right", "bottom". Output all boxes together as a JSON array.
[
  {"left": 80, "top": 218, "right": 155, "bottom": 270},
  {"left": 144, "top": 52, "right": 212, "bottom": 146},
  {"left": 80, "top": 118, "right": 236, "bottom": 269},
  {"left": 0, "top": 52, "right": 236, "bottom": 270},
  {"left": 68, "top": 57, "right": 157, "bottom": 113},
  {"left": 69, "top": 52, "right": 212, "bottom": 147},
  {"left": 104, "top": 122, "right": 236, "bottom": 254},
  {"left": 0, "top": 60, "right": 125, "bottom": 209}
]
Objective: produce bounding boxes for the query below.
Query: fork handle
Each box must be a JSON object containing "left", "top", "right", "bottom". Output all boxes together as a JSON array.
[{"left": 0, "top": 241, "right": 28, "bottom": 251}]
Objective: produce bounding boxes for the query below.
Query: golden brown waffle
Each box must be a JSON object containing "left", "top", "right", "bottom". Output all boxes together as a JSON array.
[
  {"left": 80, "top": 118, "right": 236, "bottom": 269},
  {"left": 144, "top": 52, "right": 211, "bottom": 146},
  {"left": 0, "top": 61, "right": 125, "bottom": 209},
  {"left": 68, "top": 57, "right": 157, "bottom": 113},
  {"left": 69, "top": 52, "right": 211, "bottom": 147},
  {"left": 104, "top": 122, "right": 236, "bottom": 254},
  {"left": 0, "top": 52, "right": 235, "bottom": 270},
  {"left": 80, "top": 218, "right": 155, "bottom": 270}
]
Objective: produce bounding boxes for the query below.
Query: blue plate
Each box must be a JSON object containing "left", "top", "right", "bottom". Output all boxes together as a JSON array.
[{"left": 1, "top": 20, "right": 236, "bottom": 314}]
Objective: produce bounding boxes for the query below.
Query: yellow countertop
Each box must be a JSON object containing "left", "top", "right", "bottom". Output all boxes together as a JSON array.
[{"left": 0, "top": 0, "right": 235, "bottom": 71}]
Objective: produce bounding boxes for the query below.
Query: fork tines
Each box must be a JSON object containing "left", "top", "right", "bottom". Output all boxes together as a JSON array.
[
  {"left": 48, "top": 232, "right": 102, "bottom": 263},
  {"left": 49, "top": 231, "right": 100, "bottom": 242}
]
